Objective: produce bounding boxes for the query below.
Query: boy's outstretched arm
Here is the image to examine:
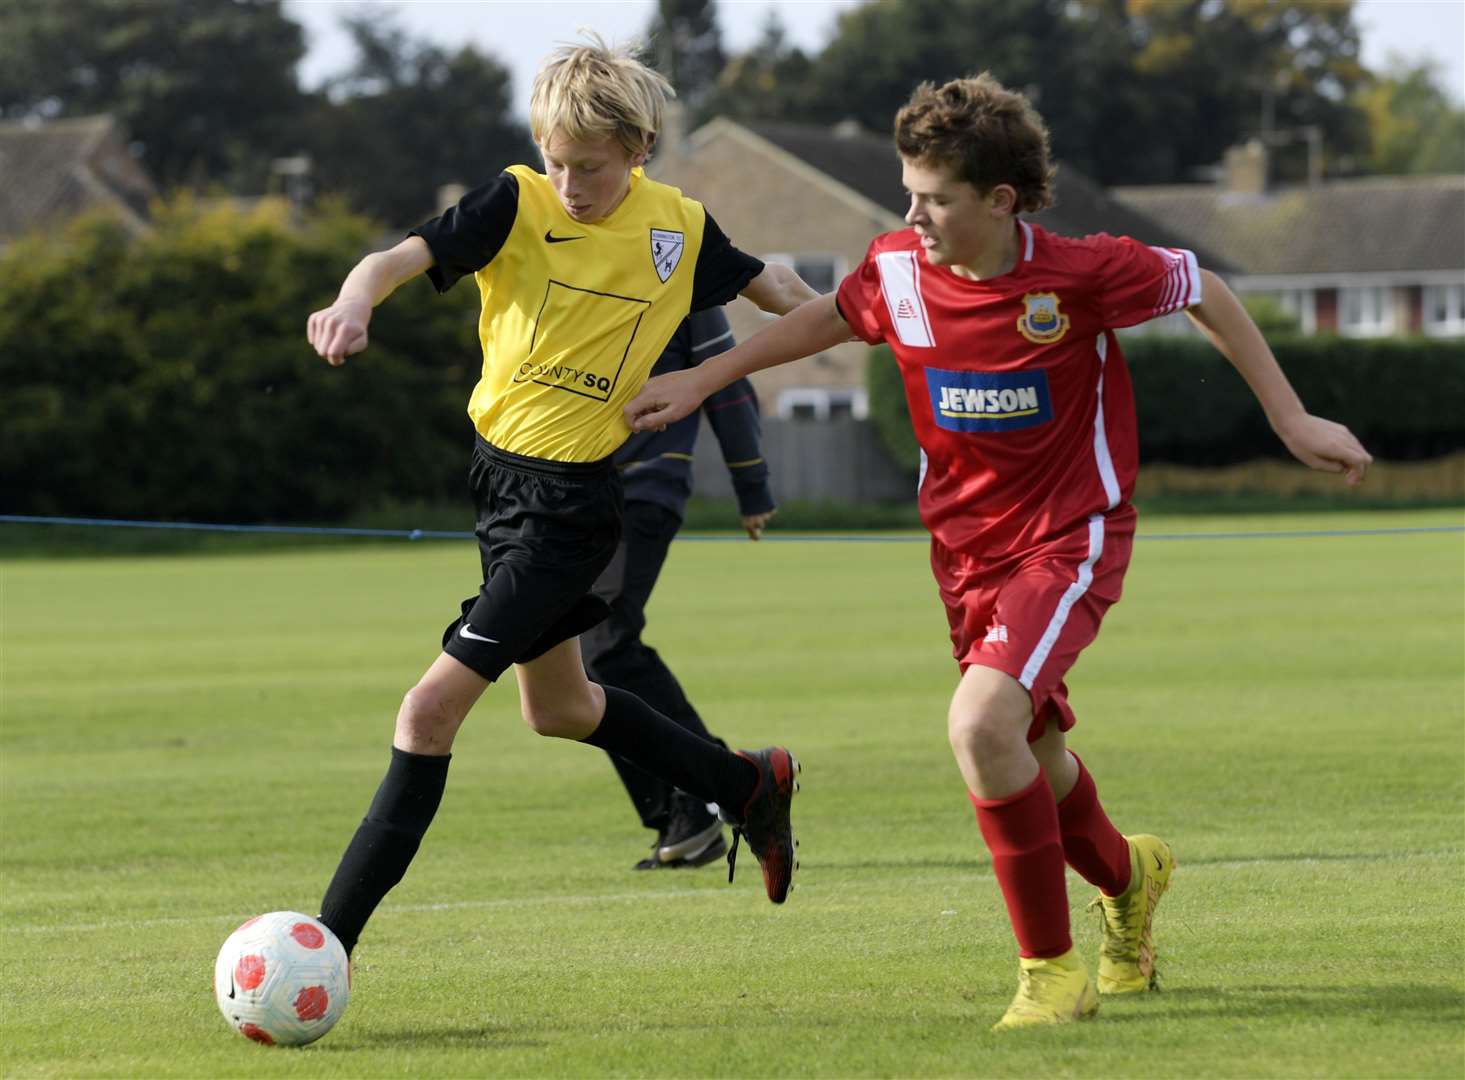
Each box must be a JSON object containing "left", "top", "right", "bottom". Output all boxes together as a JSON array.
[
  {"left": 627, "top": 294, "right": 850, "bottom": 432},
  {"left": 306, "top": 236, "right": 436, "bottom": 366},
  {"left": 740, "top": 261, "right": 822, "bottom": 315},
  {"left": 1187, "top": 269, "right": 1372, "bottom": 486}
]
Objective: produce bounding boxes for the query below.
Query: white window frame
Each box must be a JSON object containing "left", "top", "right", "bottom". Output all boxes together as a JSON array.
[
  {"left": 1338, "top": 285, "right": 1395, "bottom": 338},
  {"left": 762, "top": 252, "right": 846, "bottom": 298},
  {"left": 1423, "top": 282, "right": 1465, "bottom": 337},
  {"left": 1279, "top": 288, "right": 1317, "bottom": 335},
  {"left": 776, "top": 386, "right": 869, "bottom": 422}
]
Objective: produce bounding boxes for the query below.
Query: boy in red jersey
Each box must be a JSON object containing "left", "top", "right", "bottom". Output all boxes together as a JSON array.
[{"left": 626, "top": 73, "right": 1371, "bottom": 1030}]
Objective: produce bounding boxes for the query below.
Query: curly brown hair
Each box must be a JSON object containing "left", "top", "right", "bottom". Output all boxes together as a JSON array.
[{"left": 894, "top": 73, "right": 1055, "bottom": 214}]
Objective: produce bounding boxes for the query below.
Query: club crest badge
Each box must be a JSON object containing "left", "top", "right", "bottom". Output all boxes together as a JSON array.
[
  {"left": 650, "top": 229, "right": 685, "bottom": 283},
  {"left": 1017, "top": 292, "right": 1070, "bottom": 344}
]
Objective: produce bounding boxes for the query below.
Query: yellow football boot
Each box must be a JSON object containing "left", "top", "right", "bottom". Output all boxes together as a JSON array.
[
  {"left": 992, "top": 947, "right": 1099, "bottom": 1031},
  {"left": 1088, "top": 834, "right": 1176, "bottom": 994}
]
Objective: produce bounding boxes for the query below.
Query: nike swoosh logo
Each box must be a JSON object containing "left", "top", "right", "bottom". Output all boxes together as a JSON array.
[
  {"left": 459, "top": 624, "right": 500, "bottom": 644},
  {"left": 544, "top": 230, "right": 584, "bottom": 244},
  {"left": 1153, "top": 852, "right": 1164, "bottom": 871}
]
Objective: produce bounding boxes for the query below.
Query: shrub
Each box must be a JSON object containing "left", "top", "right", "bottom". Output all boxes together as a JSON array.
[
  {"left": 0, "top": 197, "right": 481, "bottom": 521},
  {"left": 864, "top": 333, "right": 1465, "bottom": 469}
]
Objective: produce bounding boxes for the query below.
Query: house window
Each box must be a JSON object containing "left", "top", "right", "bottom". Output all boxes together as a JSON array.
[
  {"left": 776, "top": 387, "right": 869, "bottom": 422},
  {"left": 1338, "top": 285, "right": 1394, "bottom": 337},
  {"left": 1423, "top": 283, "right": 1465, "bottom": 337},
  {"left": 763, "top": 253, "right": 844, "bottom": 296},
  {"left": 1279, "top": 289, "right": 1317, "bottom": 335}
]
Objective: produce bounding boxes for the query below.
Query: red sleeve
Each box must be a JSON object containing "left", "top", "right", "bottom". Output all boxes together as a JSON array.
[
  {"left": 1091, "top": 233, "right": 1203, "bottom": 329},
  {"left": 835, "top": 243, "right": 888, "bottom": 345}
]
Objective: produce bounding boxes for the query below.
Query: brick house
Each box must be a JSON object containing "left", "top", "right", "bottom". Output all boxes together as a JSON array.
[
  {"left": 1113, "top": 141, "right": 1465, "bottom": 338},
  {"left": 0, "top": 115, "right": 156, "bottom": 248},
  {"left": 651, "top": 115, "right": 1232, "bottom": 420}
]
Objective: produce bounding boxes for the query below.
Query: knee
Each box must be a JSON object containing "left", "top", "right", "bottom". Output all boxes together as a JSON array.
[
  {"left": 948, "top": 698, "right": 1028, "bottom": 765},
  {"left": 395, "top": 684, "right": 466, "bottom": 752},
  {"left": 520, "top": 688, "right": 602, "bottom": 740}
]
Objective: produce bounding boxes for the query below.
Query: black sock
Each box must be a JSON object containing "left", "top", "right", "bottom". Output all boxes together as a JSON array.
[
  {"left": 318, "top": 747, "right": 451, "bottom": 955},
  {"left": 582, "top": 685, "right": 758, "bottom": 813}
]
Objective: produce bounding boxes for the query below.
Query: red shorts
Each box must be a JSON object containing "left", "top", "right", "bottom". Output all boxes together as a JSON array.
[{"left": 931, "top": 507, "right": 1135, "bottom": 743}]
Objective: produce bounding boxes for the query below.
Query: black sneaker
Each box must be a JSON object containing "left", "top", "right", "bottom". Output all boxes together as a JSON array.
[
  {"left": 633, "top": 830, "right": 728, "bottom": 870},
  {"left": 658, "top": 792, "right": 723, "bottom": 864},
  {"left": 632, "top": 794, "right": 728, "bottom": 871},
  {"left": 633, "top": 836, "right": 667, "bottom": 871},
  {"left": 726, "top": 747, "right": 800, "bottom": 903}
]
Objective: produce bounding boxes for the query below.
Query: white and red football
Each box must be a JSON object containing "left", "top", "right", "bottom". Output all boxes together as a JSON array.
[{"left": 213, "top": 911, "right": 349, "bottom": 1047}]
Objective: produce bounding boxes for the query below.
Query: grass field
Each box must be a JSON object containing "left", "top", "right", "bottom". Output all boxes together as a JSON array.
[{"left": 2, "top": 509, "right": 1462, "bottom": 1078}]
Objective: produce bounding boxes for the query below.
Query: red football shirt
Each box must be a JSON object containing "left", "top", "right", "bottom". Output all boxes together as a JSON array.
[{"left": 837, "top": 220, "right": 1201, "bottom": 556}]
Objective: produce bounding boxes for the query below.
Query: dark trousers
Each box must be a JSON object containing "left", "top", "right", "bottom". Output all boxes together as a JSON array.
[{"left": 582, "top": 500, "right": 726, "bottom": 831}]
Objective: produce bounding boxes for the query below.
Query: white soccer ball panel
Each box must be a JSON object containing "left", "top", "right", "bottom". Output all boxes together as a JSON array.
[{"left": 213, "top": 911, "right": 350, "bottom": 1047}]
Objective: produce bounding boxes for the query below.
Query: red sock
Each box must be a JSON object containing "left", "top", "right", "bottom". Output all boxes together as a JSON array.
[
  {"left": 970, "top": 773, "right": 1071, "bottom": 959},
  {"left": 1055, "top": 752, "right": 1132, "bottom": 897}
]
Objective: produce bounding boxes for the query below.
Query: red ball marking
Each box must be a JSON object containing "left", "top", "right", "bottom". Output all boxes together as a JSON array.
[
  {"left": 294, "top": 985, "right": 329, "bottom": 1021},
  {"left": 235, "top": 954, "right": 266, "bottom": 991},
  {"left": 240, "top": 1023, "right": 275, "bottom": 1045},
  {"left": 234, "top": 915, "right": 263, "bottom": 933},
  {"left": 290, "top": 922, "right": 325, "bottom": 949}
]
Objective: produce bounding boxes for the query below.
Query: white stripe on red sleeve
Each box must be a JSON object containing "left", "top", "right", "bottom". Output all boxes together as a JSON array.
[{"left": 1149, "top": 247, "right": 1201, "bottom": 316}]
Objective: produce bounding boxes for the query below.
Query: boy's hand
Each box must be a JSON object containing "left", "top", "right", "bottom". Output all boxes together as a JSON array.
[
  {"left": 1275, "top": 413, "right": 1373, "bottom": 487},
  {"left": 741, "top": 509, "right": 777, "bottom": 541},
  {"left": 307, "top": 299, "right": 372, "bottom": 366},
  {"left": 625, "top": 370, "right": 706, "bottom": 432}
]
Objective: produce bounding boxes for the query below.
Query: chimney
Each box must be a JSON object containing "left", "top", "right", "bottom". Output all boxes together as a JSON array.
[
  {"left": 656, "top": 100, "right": 687, "bottom": 163},
  {"left": 1222, "top": 139, "right": 1268, "bottom": 195},
  {"left": 270, "top": 155, "right": 313, "bottom": 213}
]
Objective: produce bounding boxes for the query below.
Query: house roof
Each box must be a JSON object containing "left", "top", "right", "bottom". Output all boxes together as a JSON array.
[
  {"left": 0, "top": 115, "right": 155, "bottom": 243},
  {"left": 741, "top": 120, "right": 1237, "bottom": 272},
  {"left": 1111, "top": 175, "right": 1465, "bottom": 278}
]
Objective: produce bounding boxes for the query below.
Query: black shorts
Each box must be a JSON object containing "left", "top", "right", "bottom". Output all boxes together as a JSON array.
[{"left": 441, "top": 437, "right": 623, "bottom": 682}]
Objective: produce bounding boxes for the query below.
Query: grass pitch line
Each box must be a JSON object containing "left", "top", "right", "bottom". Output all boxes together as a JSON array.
[
  {"left": 4, "top": 848, "right": 1456, "bottom": 937},
  {"left": 0, "top": 884, "right": 720, "bottom": 936}
]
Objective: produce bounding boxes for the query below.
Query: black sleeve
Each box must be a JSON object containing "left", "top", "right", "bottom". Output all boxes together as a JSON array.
[
  {"left": 647, "top": 317, "right": 694, "bottom": 378},
  {"left": 409, "top": 171, "right": 519, "bottom": 293},
  {"left": 697, "top": 309, "right": 775, "bottom": 516},
  {"left": 690, "top": 209, "right": 764, "bottom": 312}
]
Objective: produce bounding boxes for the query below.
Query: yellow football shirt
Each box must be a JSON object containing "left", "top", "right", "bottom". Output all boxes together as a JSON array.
[{"left": 413, "top": 166, "right": 762, "bottom": 461}]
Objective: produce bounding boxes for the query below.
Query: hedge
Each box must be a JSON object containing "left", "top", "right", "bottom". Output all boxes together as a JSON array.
[
  {"left": 5, "top": 201, "right": 1460, "bottom": 525},
  {"left": 1, "top": 198, "right": 481, "bottom": 522},
  {"left": 867, "top": 334, "right": 1465, "bottom": 471}
]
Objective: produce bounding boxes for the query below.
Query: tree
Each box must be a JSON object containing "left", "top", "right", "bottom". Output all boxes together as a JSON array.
[
  {"left": 707, "top": 0, "right": 1375, "bottom": 185},
  {"left": 0, "top": 196, "right": 481, "bottom": 522},
  {"left": 301, "top": 13, "right": 536, "bottom": 225},
  {"left": 1108, "top": 0, "right": 1369, "bottom": 183},
  {"left": 0, "top": 0, "right": 307, "bottom": 192},
  {"left": 1354, "top": 57, "right": 1465, "bottom": 175},
  {"left": 645, "top": 0, "right": 726, "bottom": 121},
  {"left": 705, "top": 11, "right": 816, "bottom": 125}
]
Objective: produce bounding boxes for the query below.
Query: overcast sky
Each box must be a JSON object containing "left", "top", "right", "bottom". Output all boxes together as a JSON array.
[{"left": 287, "top": 0, "right": 1465, "bottom": 111}]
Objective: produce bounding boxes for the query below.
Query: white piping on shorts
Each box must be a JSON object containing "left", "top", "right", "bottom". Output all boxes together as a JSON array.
[{"left": 1018, "top": 513, "right": 1106, "bottom": 689}]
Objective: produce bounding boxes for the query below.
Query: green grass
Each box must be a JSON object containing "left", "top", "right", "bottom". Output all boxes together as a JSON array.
[{"left": 2, "top": 509, "right": 1462, "bottom": 1077}]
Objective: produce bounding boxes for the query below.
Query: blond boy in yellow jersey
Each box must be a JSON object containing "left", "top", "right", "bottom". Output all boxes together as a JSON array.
[{"left": 304, "top": 36, "right": 817, "bottom": 961}]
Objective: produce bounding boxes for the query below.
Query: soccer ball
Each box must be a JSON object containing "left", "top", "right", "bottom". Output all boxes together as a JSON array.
[{"left": 213, "top": 911, "right": 350, "bottom": 1046}]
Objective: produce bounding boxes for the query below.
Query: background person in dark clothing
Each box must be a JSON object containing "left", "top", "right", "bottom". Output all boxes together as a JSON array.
[{"left": 584, "top": 306, "right": 777, "bottom": 870}]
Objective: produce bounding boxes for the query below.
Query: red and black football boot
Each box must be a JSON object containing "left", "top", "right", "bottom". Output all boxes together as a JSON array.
[{"left": 726, "top": 747, "right": 800, "bottom": 903}]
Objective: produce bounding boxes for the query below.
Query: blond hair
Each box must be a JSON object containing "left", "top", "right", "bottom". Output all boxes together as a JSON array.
[
  {"left": 895, "top": 73, "right": 1055, "bottom": 214},
  {"left": 529, "top": 32, "right": 674, "bottom": 158}
]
